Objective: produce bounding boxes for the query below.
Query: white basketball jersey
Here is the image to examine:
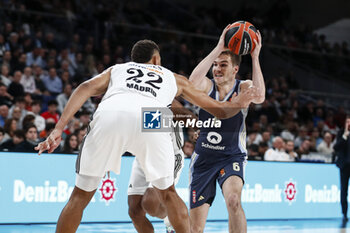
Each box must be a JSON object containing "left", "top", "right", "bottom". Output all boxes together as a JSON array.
[{"left": 101, "top": 62, "right": 177, "bottom": 108}]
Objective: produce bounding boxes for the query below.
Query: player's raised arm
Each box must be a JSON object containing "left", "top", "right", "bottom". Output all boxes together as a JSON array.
[
  {"left": 189, "top": 25, "right": 231, "bottom": 93},
  {"left": 175, "top": 73, "right": 257, "bottom": 119},
  {"left": 35, "top": 68, "right": 112, "bottom": 155},
  {"left": 249, "top": 30, "right": 265, "bottom": 104}
]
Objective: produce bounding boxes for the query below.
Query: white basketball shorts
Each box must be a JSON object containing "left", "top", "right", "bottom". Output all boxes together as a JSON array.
[
  {"left": 75, "top": 95, "right": 174, "bottom": 191},
  {"left": 128, "top": 129, "right": 185, "bottom": 195}
]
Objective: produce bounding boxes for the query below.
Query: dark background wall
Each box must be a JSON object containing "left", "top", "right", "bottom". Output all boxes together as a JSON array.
[{"left": 173, "top": 0, "right": 350, "bottom": 29}]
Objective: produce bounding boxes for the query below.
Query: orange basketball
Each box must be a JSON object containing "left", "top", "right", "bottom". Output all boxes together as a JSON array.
[{"left": 224, "top": 21, "right": 258, "bottom": 55}]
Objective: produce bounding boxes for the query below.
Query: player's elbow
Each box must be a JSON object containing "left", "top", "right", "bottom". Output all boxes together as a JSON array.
[
  {"left": 252, "top": 90, "right": 265, "bottom": 104},
  {"left": 253, "top": 95, "right": 265, "bottom": 104},
  {"left": 79, "top": 81, "right": 89, "bottom": 89},
  {"left": 73, "top": 81, "right": 90, "bottom": 96}
]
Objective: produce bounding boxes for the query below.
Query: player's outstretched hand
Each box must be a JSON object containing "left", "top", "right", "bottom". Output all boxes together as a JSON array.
[
  {"left": 217, "top": 24, "right": 231, "bottom": 51},
  {"left": 251, "top": 30, "right": 262, "bottom": 59},
  {"left": 35, "top": 129, "right": 63, "bottom": 155}
]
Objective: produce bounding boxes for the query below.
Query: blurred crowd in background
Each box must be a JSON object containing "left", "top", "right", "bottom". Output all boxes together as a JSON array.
[{"left": 0, "top": 0, "right": 349, "bottom": 162}]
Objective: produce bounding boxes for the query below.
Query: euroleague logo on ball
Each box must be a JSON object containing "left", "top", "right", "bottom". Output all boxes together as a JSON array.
[
  {"left": 284, "top": 179, "right": 297, "bottom": 204},
  {"left": 99, "top": 176, "right": 117, "bottom": 205},
  {"left": 224, "top": 20, "right": 258, "bottom": 55}
]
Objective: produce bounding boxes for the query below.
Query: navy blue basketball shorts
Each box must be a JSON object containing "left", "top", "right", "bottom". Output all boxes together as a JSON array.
[{"left": 189, "top": 152, "right": 246, "bottom": 209}]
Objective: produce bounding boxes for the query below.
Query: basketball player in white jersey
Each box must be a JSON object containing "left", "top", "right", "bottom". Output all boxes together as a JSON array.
[
  {"left": 35, "top": 39, "right": 258, "bottom": 233},
  {"left": 128, "top": 99, "right": 195, "bottom": 233}
]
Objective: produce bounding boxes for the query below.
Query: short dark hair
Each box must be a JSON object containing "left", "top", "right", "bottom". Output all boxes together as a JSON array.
[
  {"left": 131, "top": 40, "right": 160, "bottom": 63},
  {"left": 248, "top": 144, "right": 259, "bottom": 152},
  {"left": 24, "top": 123, "right": 37, "bottom": 134},
  {"left": 22, "top": 114, "right": 35, "bottom": 129},
  {"left": 31, "top": 100, "right": 41, "bottom": 106},
  {"left": 259, "top": 142, "right": 268, "bottom": 148},
  {"left": 48, "top": 99, "right": 58, "bottom": 106},
  {"left": 14, "top": 96, "right": 25, "bottom": 104},
  {"left": 220, "top": 50, "right": 241, "bottom": 66},
  {"left": 13, "top": 129, "right": 25, "bottom": 139}
]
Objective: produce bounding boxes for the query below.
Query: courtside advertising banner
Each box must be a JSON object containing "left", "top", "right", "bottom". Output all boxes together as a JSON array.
[{"left": 0, "top": 153, "right": 345, "bottom": 223}]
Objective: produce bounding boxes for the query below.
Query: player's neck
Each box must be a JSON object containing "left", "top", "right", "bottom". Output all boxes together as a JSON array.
[{"left": 216, "top": 78, "right": 236, "bottom": 97}]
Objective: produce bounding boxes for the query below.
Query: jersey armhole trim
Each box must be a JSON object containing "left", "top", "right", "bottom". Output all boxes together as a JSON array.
[{"left": 207, "top": 79, "right": 214, "bottom": 95}]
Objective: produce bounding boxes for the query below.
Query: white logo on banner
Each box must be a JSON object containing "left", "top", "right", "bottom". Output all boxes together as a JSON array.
[
  {"left": 241, "top": 184, "right": 282, "bottom": 203},
  {"left": 13, "top": 180, "right": 78, "bottom": 203},
  {"left": 304, "top": 184, "right": 340, "bottom": 203}
]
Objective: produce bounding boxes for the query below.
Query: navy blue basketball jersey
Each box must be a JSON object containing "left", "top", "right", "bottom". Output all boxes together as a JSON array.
[{"left": 195, "top": 79, "right": 247, "bottom": 161}]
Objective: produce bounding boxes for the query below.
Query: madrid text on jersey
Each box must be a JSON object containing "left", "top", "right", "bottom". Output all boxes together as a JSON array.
[{"left": 126, "top": 83, "right": 157, "bottom": 97}]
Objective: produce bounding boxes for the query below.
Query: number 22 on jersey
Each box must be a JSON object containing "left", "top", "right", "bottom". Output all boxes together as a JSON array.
[{"left": 125, "top": 68, "right": 163, "bottom": 97}]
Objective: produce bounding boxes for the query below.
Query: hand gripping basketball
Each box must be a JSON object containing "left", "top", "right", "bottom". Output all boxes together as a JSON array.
[{"left": 250, "top": 30, "right": 262, "bottom": 59}]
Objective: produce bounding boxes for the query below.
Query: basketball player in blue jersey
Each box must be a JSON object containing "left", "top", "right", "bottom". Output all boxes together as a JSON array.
[
  {"left": 188, "top": 25, "right": 265, "bottom": 233},
  {"left": 35, "top": 39, "right": 258, "bottom": 233}
]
